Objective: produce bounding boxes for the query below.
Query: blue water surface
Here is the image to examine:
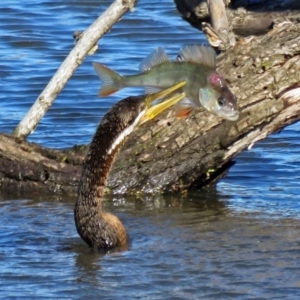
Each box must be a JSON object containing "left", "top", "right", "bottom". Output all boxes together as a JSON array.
[{"left": 0, "top": 0, "right": 300, "bottom": 299}]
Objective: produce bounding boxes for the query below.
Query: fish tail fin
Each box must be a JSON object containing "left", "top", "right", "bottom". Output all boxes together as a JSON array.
[
  {"left": 174, "top": 97, "right": 196, "bottom": 119},
  {"left": 92, "top": 62, "right": 124, "bottom": 97}
]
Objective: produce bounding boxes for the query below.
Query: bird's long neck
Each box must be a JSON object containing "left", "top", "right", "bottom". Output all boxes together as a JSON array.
[
  {"left": 74, "top": 118, "right": 128, "bottom": 250},
  {"left": 78, "top": 138, "right": 117, "bottom": 208}
]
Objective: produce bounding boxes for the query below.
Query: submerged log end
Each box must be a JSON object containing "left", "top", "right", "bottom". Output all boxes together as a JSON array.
[{"left": 0, "top": 134, "right": 85, "bottom": 199}]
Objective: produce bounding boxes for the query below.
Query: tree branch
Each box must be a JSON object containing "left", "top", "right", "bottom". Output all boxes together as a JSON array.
[{"left": 12, "top": 0, "right": 138, "bottom": 140}]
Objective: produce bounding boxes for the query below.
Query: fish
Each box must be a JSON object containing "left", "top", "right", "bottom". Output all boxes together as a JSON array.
[{"left": 93, "top": 45, "right": 239, "bottom": 121}]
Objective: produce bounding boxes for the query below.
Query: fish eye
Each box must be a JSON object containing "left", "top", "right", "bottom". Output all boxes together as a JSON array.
[{"left": 218, "top": 97, "right": 226, "bottom": 106}]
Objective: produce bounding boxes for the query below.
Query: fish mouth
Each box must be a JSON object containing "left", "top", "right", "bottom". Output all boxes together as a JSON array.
[
  {"left": 219, "top": 110, "right": 239, "bottom": 121},
  {"left": 139, "top": 81, "right": 186, "bottom": 124}
]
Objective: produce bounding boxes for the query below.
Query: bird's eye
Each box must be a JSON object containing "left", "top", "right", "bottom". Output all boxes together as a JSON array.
[{"left": 218, "top": 97, "right": 226, "bottom": 106}]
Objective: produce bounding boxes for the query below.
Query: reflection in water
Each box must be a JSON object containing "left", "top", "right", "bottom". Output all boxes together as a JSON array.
[
  {"left": 1, "top": 190, "right": 300, "bottom": 298},
  {"left": 74, "top": 247, "right": 102, "bottom": 288}
]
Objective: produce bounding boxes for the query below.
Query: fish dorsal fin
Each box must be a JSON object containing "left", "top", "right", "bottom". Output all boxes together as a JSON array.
[
  {"left": 176, "top": 45, "right": 216, "bottom": 68},
  {"left": 139, "top": 47, "right": 170, "bottom": 72}
]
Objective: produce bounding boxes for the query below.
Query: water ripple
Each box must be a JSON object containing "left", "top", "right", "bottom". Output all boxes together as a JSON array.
[{"left": 1, "top": 1, "right": 300, "bottom": 298}]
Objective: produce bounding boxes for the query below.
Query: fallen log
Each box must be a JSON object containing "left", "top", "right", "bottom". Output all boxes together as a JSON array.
[
  {"left": 1, "top": 2, "right": 300, "bottom": 198},
  {"left": 110, "top": 18, "right": 300, "bottom": 194}
]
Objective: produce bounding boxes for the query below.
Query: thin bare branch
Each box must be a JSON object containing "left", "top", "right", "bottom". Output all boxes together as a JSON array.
[
  {"left": 207, "top": 0, "right": 235, "bottom": 49},
  {"left": 12, "top": 0, "right": 138, "bottom": 140}
]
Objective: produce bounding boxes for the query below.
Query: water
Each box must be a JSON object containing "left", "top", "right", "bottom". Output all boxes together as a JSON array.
[{"left": 0, "top": 0, "right": 300, "bottom": 298}]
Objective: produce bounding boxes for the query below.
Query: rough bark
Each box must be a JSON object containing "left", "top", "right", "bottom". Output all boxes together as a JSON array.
[
  {"left": 1, "top": 2, "right": 300, "bottom": 198},
  {"left": 110, "top": 19, "right": 300, "bottom": 193},
  {"left": 0, "top": 134, "right": 86, "bottom": 199}
]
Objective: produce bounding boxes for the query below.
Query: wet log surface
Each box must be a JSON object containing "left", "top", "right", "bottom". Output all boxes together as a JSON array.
[
  {"left": 109, "top": 19, "right": 300, "bottom": 194},
  {"left": 1, "top": 5, "right": 300, "bottom": 198}
]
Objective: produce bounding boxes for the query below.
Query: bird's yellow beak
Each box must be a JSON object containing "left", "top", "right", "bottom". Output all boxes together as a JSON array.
[{"left": 140, "top": 81, "right": 186, "bottom": 124}]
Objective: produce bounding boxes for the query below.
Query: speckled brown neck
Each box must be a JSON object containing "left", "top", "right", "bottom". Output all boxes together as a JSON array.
[{"left": 74, "top": 96, "right": 147, "bottom": 250}]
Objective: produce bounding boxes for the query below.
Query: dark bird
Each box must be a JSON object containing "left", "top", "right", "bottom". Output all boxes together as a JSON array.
[{"left": 74, "top": 82, "right": 186, "bottom": 251}]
